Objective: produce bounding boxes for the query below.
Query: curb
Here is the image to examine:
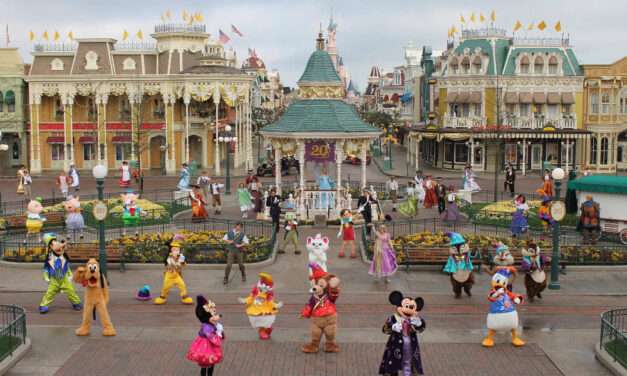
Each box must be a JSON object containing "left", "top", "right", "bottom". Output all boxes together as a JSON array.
[
  {"left": 595, "top": 342, "right": 627, "bottom": 376},
  {"left": 0, "top": 338, "right": 31, "bottom": 376}
]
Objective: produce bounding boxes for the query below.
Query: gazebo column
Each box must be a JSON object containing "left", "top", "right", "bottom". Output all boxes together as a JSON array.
[
  {"left": 274, "top": 145, "right": 282, "bottom": 194},
  {"left": 335, "top": 141, "right": 344, "bottom": 214},
  {"left": 298, "top": 140, "right": 306, "bottom": 218},
  {"left": 360, "top": 143, "right": 367, "bottom": 189}
]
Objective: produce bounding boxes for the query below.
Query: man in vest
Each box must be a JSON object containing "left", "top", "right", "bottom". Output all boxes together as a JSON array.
[
  {"left": 579, "top": 195, "right": 600, "bottom": 245},
  {"left": 223, "top": 222, "right": 249, "bottom": 285}
]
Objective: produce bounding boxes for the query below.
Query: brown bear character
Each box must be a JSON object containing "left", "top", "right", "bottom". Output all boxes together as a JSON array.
[{"left": 300, "top": 264, "right": 340, "bottom": 353}]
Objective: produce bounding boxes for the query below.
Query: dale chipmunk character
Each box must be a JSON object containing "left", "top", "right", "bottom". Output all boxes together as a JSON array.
[
  {"left": 154, "top": 234, "right": 194, "bottom": 305},
  {"left": 378, "top": 291, "right": 426, "bottom": 376},
  {"left": 483, "top": 242, "right": 517, "bottom": 292},
  {"left": 300, "top": 264, "right": 341, "bottom": 354},
  {"left": 482, "top": 271, "right": 525, "bottom": 347},
  {"left": 520, "top": 242, "right": 550, "bottom": 302},
  {"left": 73, "top": 258, "right": 116, "bottom": 336},
  {"left": 238, "top": 272, "right": 283, "bottom": 340},
  {"left": 39, "top": 233, "right": 82, "bottom": 314},
  {"left": 443, "top": 232, "right": 474, "bottom": 298},
  {"left": 307, "top": 233, "right": 329, "bottom": 275}
]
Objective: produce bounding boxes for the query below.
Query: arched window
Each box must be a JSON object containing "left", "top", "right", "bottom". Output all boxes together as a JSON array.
[
  {"left": 5, "top": 90, "right": 15, "bottom": 112},
  {"left": 85, "top": 51, "right": 99, "bottom": 70},
  {"left": 449, "top": 57, "right": 459, "bottom": 74},
  {"left": 590, "top": 137, "right": 597, "bottom": 165},
  {"left": 520, "top": 56, "right": 530, "bottom": 74},
  {"left": 472, "top": 56, "right": 482, "bottom": 74},
  {"left": 50, "top": 58, "right": 64, "bottom": 71},
  {"left": 600, "top": 137, "right": 609, "bottom": 165},
  {"left": 534, "top": 56, "right": 544, "bottom": 74},
  {"left": 0, "top": 91, "right": 3, "bottom": 112},
  {"left": 123, "top": 57, "right": 136, "bottom": 70},
  {"left": 461, "top": 57, "right": 470, "bottom": 74},
  {"left": 548, "top": 56, "right": 558, "bottom": 74}
]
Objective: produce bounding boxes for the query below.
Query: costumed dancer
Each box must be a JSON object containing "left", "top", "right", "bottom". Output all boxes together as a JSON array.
[
  {"left": 357, "top": 190, "right": 374, "bottom": 236},
  {"left": 440, "top": 186, "right": 460, "bottom": 222},
  {"left": 504, "top": 163, "right": 516, "bottom": 197},
  {"left": 238, "top": 272, "right": 283, "bottom": 340},
  {"left": 510, "top": 194, "right": 529, "bottom": 238},
  {"left": 422, "top": 175, "right": 437, "bottom": 209},
  {"left": 210, "top": 181, "right": 225, "bottom": 215},
  {"left": 301, "top": 265, "right": 341, "bottom": 353},
  {"left": 177, "top": 162, "right": 191, "bottom": 191},
  {"left": 121, "top": 192, "right": 141, "bottom": 236},
  {"left": 154, "top": 234, "right": 194, "bottom": 305},
  {"left": 119, "top": 160, "right": 131, "bottom": 188},
  {"left": 398, "top": 181, "right": 418, "bottom": 217},
  {"left": 443, "top": 232, "right": 474, "bottom": 298},
  {"left": 463, "top": 165, "right": 481, "bottom": 192},
  {"left": 25, "top": 198, "right": 46, "bottom": 243},
  {"left": 536, "top": 189, "right": 556, "bottom": 234},
  {"left": 541, "top": 169, "right": 554, "bottom": 198},
  {"left": 64, "top": 195, "right": 85, "bottom": 241},
  {"left": 282, "top": 210, "right": 300, "bottom": 254},
  {"left": 338, "top": 209, "right": 356, "bottom": 258},
  {"left": 307, "top": 234, "right": 329, "bottom": 274},
  {"left": 187, "top": 295, "right": 224, "bottom": 376},
  {"left": 520, "top": 242, "right": 550, "bottom": 302},
  {"left": 579, "top": 195, "right": 600, "bottom": 244},
  {"left": 73, "top": 258, "right": 116, "bottom": 336},
  {"left": 386, "top": 176, "right": 399, "bottom": 212},
  {"left": 484, "top": 242, "right": 517, "bottom": 292},
  {"left": 369, "top": 224, "right": 398, "bottom": 283},
  {"left": 413, "top": 172, "right": 426, "bottom": 204},
  {"left": 316, "top": 165, "right": 335, "bottom": 210},
  {"left": 481, "top": 271, "right": 525, "bottom": 347},
  {"left": 565, "top": 168, "right": 579, "bottom": 214},
  {"left": 39, "top": 233, "right": 82, "bottom": 314},
  {"left": 378, "top": 291, "right": 425, "bottom": 376},
  {"left": 436, "top": 180, "right": 447, "bottom": 214},
  {"left": 190, "top": 184, "right": 209, "bottom": 221},
  {"left": 237, "top": 183, "right": 254, "bottom": 218}
]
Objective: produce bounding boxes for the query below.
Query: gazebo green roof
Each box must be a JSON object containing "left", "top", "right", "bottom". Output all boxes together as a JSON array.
[
  {"left": 298, "top": 50, "right": 342, "bottom": 85},
  {"left": 260, "top": 99, "right": 380, "bottom": 135},
  {"left": 567, "top": 175, "right": 627, "bottom": 195}
]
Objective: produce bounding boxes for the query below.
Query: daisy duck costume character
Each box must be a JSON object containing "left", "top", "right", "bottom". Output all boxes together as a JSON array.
[
  {"left": 481, "top": 270, "right": 525, "bottom": 348},
  {"left": 238, "top": 272, "right": 283, "bottom": 340},
  {"left": 39, "top": 233, "right": 82, "bottom": 314},
  {"left": 187, "top": 295, "right": 224, "bottom": 376},
  {"left": 443, "top": 232, "right": 474, "bottom": 298},
  {"left": 154, "top": 234, "right": 193, "bottom": 305}
]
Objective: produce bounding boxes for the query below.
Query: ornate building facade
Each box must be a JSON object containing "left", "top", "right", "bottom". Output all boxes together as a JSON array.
[
  {"left": 582, "top": 58, "right": 627, "bottom": 173},
  {"left": 25, "top": 23, "right": 254, "bottom": 175},
  {"left": 241, "top": 52, "right": 284, "bottom": 111},
  {"left": 0, "top": 48, "right": 27, "bottom": 170},
  {"left": 408, "top": 26, "right": 589, "bottom": 173}
]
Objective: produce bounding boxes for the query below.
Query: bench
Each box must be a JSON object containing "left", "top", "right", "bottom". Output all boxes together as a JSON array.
[
  {"left": 2, "top": 211, "right": 66, "bottom": 231},
  {"left": 401, "top": 245, "right": 484, "bottom": 272},
  {"left": 65, "top": 245, "right": 124, "bottom": 265}
]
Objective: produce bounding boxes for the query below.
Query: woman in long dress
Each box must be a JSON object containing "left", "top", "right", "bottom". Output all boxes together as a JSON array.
[
  {"left": 119, "top": 161, "right": 131, "bottom": 188},
  {"left": 189, "top": 185, "right": 208, "bottom": 221},
  {"left": 177, "top": 163, "right": 191, "bottom": 191},
  {"left": 510, "top": 194, "right": 529, "bottom": 237},
  {"left": 316, "top": 165, "right": 335, "bottom": 209},
  {"left": 368, "top": 225, "right": 398, "bottom": 283},
  {"left": 440, "top": 185, "right": 461, "bottom": 222},
  {"left": 463, "top": 165, "right": 481, "bottom": 192},
  {"left": 237, "top": 183, "right": 254, "bottom": 218},
  {"left": 414, "top": 173, "right": 426, "bottom": 203},
  {"left": 399, "top": 181, "right": 418, "bottom": 217},
  {"left": 423, "top": 175, "right": 438, "bottom": 209}
]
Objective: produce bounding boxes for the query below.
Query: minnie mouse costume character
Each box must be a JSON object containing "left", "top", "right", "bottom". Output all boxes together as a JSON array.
[
  {"left": 378, "top": 291, "right": 426, "bottom": 375},
  {"left": 187, "top": 295, "right": 224, "bottom": 376}
]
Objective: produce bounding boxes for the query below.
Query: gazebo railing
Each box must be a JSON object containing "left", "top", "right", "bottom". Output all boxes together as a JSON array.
[{"left": 299, "top": 189, "right": 352, "bottom": 219}]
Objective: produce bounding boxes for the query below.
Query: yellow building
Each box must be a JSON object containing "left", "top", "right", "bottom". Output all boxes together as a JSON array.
[
  {"left": 582, "top": 57, "right": 627, "bottom": 173},
  {"left": 26, "top": 22, "right": 254, "bottom": 175}
]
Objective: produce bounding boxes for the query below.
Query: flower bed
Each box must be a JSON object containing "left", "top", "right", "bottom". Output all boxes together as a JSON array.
[{"left": 462, "top": 202, "right": 579, "bottom": 229}]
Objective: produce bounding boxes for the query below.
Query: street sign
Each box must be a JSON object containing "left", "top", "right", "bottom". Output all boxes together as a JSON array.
[
  {"left": 93, "top": 201, "right": 108, "bottom": 221},
  {"left": 550, "top": 200, "right": 566, "bottom": 222}
]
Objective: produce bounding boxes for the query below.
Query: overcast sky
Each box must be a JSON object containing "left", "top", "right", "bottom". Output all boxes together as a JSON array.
[{"left": 3, "top": 0, "right": 626, "bottom": 89}]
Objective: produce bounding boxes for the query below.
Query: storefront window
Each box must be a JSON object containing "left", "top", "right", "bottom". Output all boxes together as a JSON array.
[
  {"left": 600, "top": 137, "right": 609, "bottom": 165},
  {"left": 590, "top": 137, "right": 598, "bottom": 165},
  {"left": 444, "top": 141, "right": 454, "bottom": 163},
  {"left": 115, "top": 144, "right": 132, "bottom": 161},
  {"left": 520, "top": 104, "right": 530, "bottom": 117},
  {"left": 618, "top": 145, "right": 624, "bottom": 163},
  {"left": 504, "top": 143, "right": 517, "bottom": 165},
  {"left": 51, "top": 144, "right": 64, "bottom": 161},
  {"left": 455, "top": 143, "right": 468, "bottom": 163},
  {"left": 83, "top": 144, "right": 96, "bottom": 161}
]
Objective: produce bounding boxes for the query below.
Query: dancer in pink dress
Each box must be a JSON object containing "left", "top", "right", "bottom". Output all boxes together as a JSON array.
[
  {"left": 369, "top": 225, "right": 398, "bottom": 283},
  {"left": 187, "top": 295, "right": 224, "bottom": 376}
]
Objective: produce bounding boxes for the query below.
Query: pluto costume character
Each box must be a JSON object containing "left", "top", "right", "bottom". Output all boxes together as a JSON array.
[
  {"left": 74, "top": 258, "right": 116, "bottom": 336},
  {"left": 481, "top": 271, "right": 525, "bottom": 348},
  {"left": 154, "top": 234, "right": 194, "bottom": 305},
  {"left": 238, "top": 273, "right": 283, "bottom": 340},
  {"left": 39, "top": 233, "right": 82, "bottom": 314},
  {"left": 443, "top": 232, "right": 474, "bottom": 298}
]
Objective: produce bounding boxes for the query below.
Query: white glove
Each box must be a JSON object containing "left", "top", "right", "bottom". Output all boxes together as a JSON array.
[
  {"left": 497, "top": 288, "right": 505, "bottom": 295},
  {"left": 337, "top": 231, "right": 342, "bottom": 238},
  {"left": 513, "top": 297, "right": 522, "bottom": 304},
  {"left": 391, "top": 322, "right": 403, "bottom": 333},
  {"left": 410, "top": 317, "right": 422, "bottom": 327},
  {"left": 215, "top": 323, "right": 224, "bottom": 337},
  {"left": 237, "top": 297, "right": 247, "bottom": 304},
  {"left": 276, "top": 301, "right": 284, "bottom": 309},
  {"left": 179, "top": 255, "right": 186, "bottom": 263}
]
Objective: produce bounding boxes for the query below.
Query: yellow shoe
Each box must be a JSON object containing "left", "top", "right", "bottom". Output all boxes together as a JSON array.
[
  {"left": 511, "top": 330, "right": 525, "bottom": 347},
  {"left": 154, "top": 296, "right": 167, "bottom": 305},
  {"left": 481, "top": 337, "right": 495, "bottom": 347},
  {"left": 181, "top": 296, "right": 193, "bottom": 305}
]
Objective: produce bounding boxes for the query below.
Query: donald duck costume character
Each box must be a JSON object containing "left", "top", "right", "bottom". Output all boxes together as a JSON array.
[
  {"left": 443, "top": 232, "right": 474, "bottom": 298},
  {"left": 482, "top": 271, "right": 525, "bottom": 348}
]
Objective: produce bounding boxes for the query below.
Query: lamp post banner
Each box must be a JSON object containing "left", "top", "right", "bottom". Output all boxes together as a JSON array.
[{"left": 305, "top": 141, "right": 335, "bottom": 162}]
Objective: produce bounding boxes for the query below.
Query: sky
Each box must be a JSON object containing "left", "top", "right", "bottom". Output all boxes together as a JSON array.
[{"left": 2, "top": 0, "right": 626, "bottom": 90}]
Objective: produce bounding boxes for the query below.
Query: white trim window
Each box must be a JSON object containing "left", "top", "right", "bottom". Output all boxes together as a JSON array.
[
  {"left": 115, "top": 143, "right": 132, "bottom": 161},
  {"left": 83, "top": 143, "right": 96, "bottom": 161},
  {"left": 51, "top": 144, "right": 64, "bottom": 161},
  {"left": 601, "top": 93, "right": 610, "bottom": 114},
  {"left": 122, "top": 57, "right": 136, "bottom": 70},
  {"left": 590, "top": 93, "right": 599, "bottom": 114},
  {"left": 520, "top": 104, "right": 531, "bottom": 117},
  {"left": 600, "top": 137, "right": 609, "bottom": 165}
]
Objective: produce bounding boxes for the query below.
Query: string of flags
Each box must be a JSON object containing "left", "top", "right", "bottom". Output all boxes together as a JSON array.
[
  {"left": 449, "top": 10, "right": 564, "bottom": 38},
  {"left": 28, "top": 30, "right": 75, "bottom": 42}
]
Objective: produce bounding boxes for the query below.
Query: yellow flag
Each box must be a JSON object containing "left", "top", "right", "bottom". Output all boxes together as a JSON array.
[
  {"left": 538, "top": 20, "right": 547, "bottom": 31},
  {"left": 194, "top": 12, "right": 204, "bottom": 22},
  {"left": 123, "top": 30, "right": 129, "bottom": 40},
  {"left": 527, "top": 22, "right": 534, "bottom": 31},
  {"left": 470, "top": 12, "right": 476, "bottom": 23},
  {"left": 53, "top": 31, "right": 60, "bottom": 41},
  {"left": 490, "top": 10, "right": 496, "bottom": 22},
  {"left": 555, "top": 21, "right": 562, "bottom": 32},
  {"left": 480, "top": 13, "right": 485, "bottom": 23},
  {"left": 136, "top": 30, "right": 143, "bottom": 40},
  {"left": 513, "top": 20, "right": 523, "bottom": 32},
  {"left": 182, "top": 10, "right": 189, "bottom": 22},
  {"left": 165, "top": 9, "right": 172, "bottom": 20},
  {"left": 451, "top": 25, "right": 457, "bottom": 35},
  {"left": 160, "top": 13, "right": 165, "bottom": 23},
  {"left": 460, "top": 14, "right": 466, "bottom": 23},
  {"left": 42, "top": 31, "right": 49, "bottom": 41},
  {"left": 447, "top": 27, "right": 452, "bottom": 38},
  {"left": 28, "top": 31, "right": 35, "bottom": 41},
  {"left": 67, "top": 31, "right": 74, "bottom": 40}
]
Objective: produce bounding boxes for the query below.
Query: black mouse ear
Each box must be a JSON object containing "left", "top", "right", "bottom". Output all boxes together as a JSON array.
[
  {"left": 414, "top": 297, "right": 425, "bottom": 311},
  {"left": 196, "top": 295, "right": 207, "bottom": 306},
  {"left": 389, "top": 291, "right": 403, "bottom": 306}
]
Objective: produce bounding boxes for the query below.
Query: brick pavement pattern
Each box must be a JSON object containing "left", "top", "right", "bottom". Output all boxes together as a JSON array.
[{"left": 54, "top": 340, "right": 563, "bottom": 376}]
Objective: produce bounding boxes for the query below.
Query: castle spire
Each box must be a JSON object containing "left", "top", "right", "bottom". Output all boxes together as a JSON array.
[{"left": 316, "top": 30, "right": 325, "bottom": 50}]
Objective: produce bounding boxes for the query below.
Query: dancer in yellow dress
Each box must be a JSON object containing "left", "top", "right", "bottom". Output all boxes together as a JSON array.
[{"left": 154, "top": 234, "right": 194, "bottom": 305}]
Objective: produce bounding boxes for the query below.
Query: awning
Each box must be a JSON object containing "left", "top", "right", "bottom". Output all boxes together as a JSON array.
[
  {"left": 547, "top": 92, "right": 561, "bottom": 104},
  {"left": 519, "top": 93, "right": 533, "bottom": 104},
  {"left": 533, "top": 93, "right": 546, "bottom": 104},
  {"left": 567, "top": 175, "right": 627, "bottom": 195},
  {"left": 46, "top": 136, "right": 65, "bottom": 144},
  {"left": 561, "top": 92, "right": 575, "bottom": 104},
  {"left": 446, "top": 92, "right": 457, "bottom": 102},
  {"left": 469, "top": 91, "right": 482, "bottom": 104},
  {"left": 504, "top": 92, "right": 519, "bottom": 104},
  {"left": 112, "top": 135, "right": 131, "bottom": 143},
  {"left": 456, "top": 92, "right": 470, "bottom": 103},
  {"left": 78, "top": 136, "right": 96, "bottom": 144}
]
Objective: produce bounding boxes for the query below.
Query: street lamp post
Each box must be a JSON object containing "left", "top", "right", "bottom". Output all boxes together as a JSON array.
[
  {"left": 219, "top": 125, "right": 237, "bottom": 195},
  {"left": 92, "top": 164, "right": 108, "bottom": 276},
  {"left": 549, "top": 167, "right": 565, "bottom": 290}
]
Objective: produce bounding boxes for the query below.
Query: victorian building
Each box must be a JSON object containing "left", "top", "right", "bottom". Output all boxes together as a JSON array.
[
  {"left": 0, "top": 48, "right": 27, "bottom": 170},
  {"left": 25, "top": 22, "right": 254, "bottom": 175},
  {"left": 408, "top": 26, "right": 589, "bottom": 174},
  {"left": 241, "top": 51, "right": 284, "bottom": 111},
  {"left": 582, "top": 58, "right": 627, "bottom": 173}
]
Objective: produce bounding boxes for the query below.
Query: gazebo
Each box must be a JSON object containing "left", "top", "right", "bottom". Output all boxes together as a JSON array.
[{"left": 260, "top": 32, "right": 380, "bottom": 220}]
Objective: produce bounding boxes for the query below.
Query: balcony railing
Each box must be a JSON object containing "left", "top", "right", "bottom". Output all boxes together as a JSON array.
[
  {"left": 503, "top": 114, "right": 577, "bottom": 129},
  {"left": 33, "top": 43, "right": 76, "bottom": 53},
  {"left": 443, "top": 115, "right": 487, "bottom": 128},
  {"left": 154, "top": 23, "right": 206, "bottom": 33},
  {"left": 513, "top": 37, "right": 570, "bottom": 47},
  {"left": 461, "top": 27, "right": 507, "bottom": 39},
  {"left": 115, "top": 42, "right": 156, "bottom": 51}
]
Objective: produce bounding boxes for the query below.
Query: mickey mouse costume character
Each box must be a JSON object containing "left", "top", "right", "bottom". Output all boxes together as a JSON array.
[
  {"left": 378, "top": 291, "right": 426, "bottom": 376},
  {"left": 301, "top": 264, "right": 341, "bottom": 354},
  {"left": 39, "top": 233, "right": 82, "bottom": 314},
  {"left": 187, "top": 295, "right": 224, "bottom": 376},
  {"left": 482, "top": 271, "right": 525, "bottom": 348},
  {"left": 443, "top": 232, "right": 474, "bottom": 298}
]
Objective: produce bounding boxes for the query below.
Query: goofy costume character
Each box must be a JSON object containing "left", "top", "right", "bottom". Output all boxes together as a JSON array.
[
  {"left": 154, "top": 234, "right": 193, "bottom": 305},
  {"left": 39, "top": 233, "right": 82, "bottom": 314}
]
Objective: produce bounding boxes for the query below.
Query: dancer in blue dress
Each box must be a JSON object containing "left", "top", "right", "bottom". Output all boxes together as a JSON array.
[{"left": 177, "top": 163, "right": 191, "bottom": 191}]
